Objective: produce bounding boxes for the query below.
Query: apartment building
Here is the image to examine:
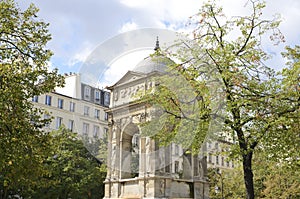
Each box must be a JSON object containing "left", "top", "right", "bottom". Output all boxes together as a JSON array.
[
  {"left": 32, "top": 73, "right": 110, "bottom": 139},
  {"left": 205, "top": 130, "right": 236, "bottom": 170},
  {"left": 206, "top": 140, "right": 235, "bottom": 170}
]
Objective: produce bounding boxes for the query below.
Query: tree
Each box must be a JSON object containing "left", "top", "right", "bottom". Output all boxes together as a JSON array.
[
  {"left": 28, "top": 128, "right": 106, "bottom": 199},
  {"left": 251, "top": 150, "right": 300, "bottom": 199},
  {"left": 208, "top": 154, "right": 300, "bottom": 199},
  {"left": 254, "top": 45, "right": 300, "bottom": 198},
  {"left": 208, "top": 167, "right": 246, "bottom": 199},
  {"left": 0, "top": 0, "right": 64, "bottom": 198},
  {"left": 258, "top": 161, "right": 300, "bottom": 199},
  {"left": 140, "top": 0, "right": 299, "bottom": 198},
  {"left": 265, "top": 45, "right": 300, "bottom": 164},
  {"left": 82, "top": 132, "right": 108, "bottom": 165}
]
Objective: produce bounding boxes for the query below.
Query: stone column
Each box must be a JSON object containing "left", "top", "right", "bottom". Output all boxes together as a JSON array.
[
  {"left": 146, "top": 138, "right": 155, "bottom": 175},
  {"left": 111, "top": 124, "right": 121, "bottom": 179},
  {"left": 140, "top": 137, "right": 146, "bottom": 176}
]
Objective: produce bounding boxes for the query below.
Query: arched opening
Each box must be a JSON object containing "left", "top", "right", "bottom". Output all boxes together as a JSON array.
[{"left": 121, "top": 123, "right": 140, "bottom": 179}]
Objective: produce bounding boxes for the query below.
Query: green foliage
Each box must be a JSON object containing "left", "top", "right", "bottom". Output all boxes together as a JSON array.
[
  {"left": 82, "top": 134, "right": 107, "bottom": 160},
  {"left": 140, "top": 0, "right": 299, "bottom": 199},
  {"left": 252, "top": 152, "right": 300, "bottom": 198},
  {"left": 254, "top": 45, "right": 300, "bottom": 198},
  {"left": 0, "top": 2, "right": 108, "bottom": 197},
  {"left": 26, "top": 128, "right": 106, "bottom": 199},
  {"left": 208, "top": 167, "right": 246, "bottom": 199},
  {"left": 208, "top": 157, "right": 300, "bottom": 199},
  {"left": 139, "top": 54, "right": 212, "bottom": 153},
  {"left": 257, "top": 162, "right": 300, "bottom": 199},
  {"left": 0, "top": 0, "right": 64, "bottom": 198}
]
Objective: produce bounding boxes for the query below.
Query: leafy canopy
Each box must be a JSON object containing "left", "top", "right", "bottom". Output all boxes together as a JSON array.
[
  {"left": 0, "top": 0, "right": 64, "bottom": 197},
  {"left": 139, "top": 0, "right": 299, "bottom": 198}
]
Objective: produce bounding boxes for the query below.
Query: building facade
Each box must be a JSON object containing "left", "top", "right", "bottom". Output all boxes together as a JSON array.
[
  {"left": 32, "top": 73, "right": 110, "bottom": 139},
  {"left": 206, "top": 139, "right": 235, "bottom": 170}
]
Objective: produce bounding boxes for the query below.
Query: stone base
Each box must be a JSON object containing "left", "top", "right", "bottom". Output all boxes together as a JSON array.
[
  {"left": 103, "top": 177, "right": 209, "bottom": 199},
  {"left": 104, "top": 197, "right": 205, "bottom": 199}
]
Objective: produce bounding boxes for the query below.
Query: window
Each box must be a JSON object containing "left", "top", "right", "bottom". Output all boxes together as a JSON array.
[
  {"left": 208, "top": 153, "right": 212, "bottom": 163},
  {"left": 215, "top": 142, "right": 219, "bottom": 150},
  {"left": 93, "top": 125, "right": 99, "bottom": 137},
  {"left": 175, "top": 161, "right": 179, "bottom": 173},
  {"left": 221, "top": 157, "right": 224, "bottom": 166},
  {"left": 58, "top": 98, "right": 64, "bottom": 109},
  {"left": 45, "top": 95, "right": 52, "bottom": 106},
  {"left": 84, "top": 86, "right": 91, "bottom": 100},
  {"left": 84, "top": 106, "right": 89, "bottom": 116},
  {"left": 104, "top": 112, "right": 108, "bottom": 121},
  {"left": 32, "top": 95, "right": 38, "bottom": 102},
  {"left": 226, "top": 161, "right": 230, "bottom": 167},
  {"left": 68, "top": 120, "right": 74, "bottom": 132},
  {"left": 69, "top": 102, "right": 75, "bottom": 112},
  {"left": 56, "top": 117, "right": 63, "bottom": 129},
  {"left": 216, "top": 155, "right": 219, "bottom": 165},
  {"left": 83, "top": 123, "right": 89, "bottom": 135},
  {"left": 95, "top": 90, "right": 100, "bottom": 102},
  {"left": 94, "top": 109, "right": 100, "bottom": 119},
  {"left": 232, "top": 161, "right": 234, "bottom": 168},
  {"left": 104, "top": 92, "right": 110, "bottom": 106}
]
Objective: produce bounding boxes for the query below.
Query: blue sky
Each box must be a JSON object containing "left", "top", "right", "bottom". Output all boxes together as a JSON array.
[{"left": 16, "top": 0, "right": 300, "bottom": 86}]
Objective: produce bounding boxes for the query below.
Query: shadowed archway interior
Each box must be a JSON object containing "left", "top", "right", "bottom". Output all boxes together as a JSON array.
[{"left": 120, "top": 123, "right": 140, "bottom": 179}]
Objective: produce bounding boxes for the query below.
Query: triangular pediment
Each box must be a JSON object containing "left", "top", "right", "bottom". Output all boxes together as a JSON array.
[{"left": 107, "top": 71, "right": 146, "bottom": 89}]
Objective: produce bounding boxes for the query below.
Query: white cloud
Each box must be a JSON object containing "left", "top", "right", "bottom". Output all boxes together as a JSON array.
[
  {"left": 98, "top": 49, "right": 153, "bottom": 88},
  {"left": 67, "top": 42, "right": 94, "bottom": 69},
  {"left": 120, "top": 0, "right": 203, "bottom": 30},
  {"left": 15, "top": 0, "right": 300, "bottom": 74},
  {"left": 119, "top": 21, "right": 138, "bottom": 33},
  {"left": 120, "top": 0, "right": 150, "bottom": 8}
]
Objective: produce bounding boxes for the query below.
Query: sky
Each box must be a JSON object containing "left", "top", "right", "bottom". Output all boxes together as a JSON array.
[{"left": 16, "top": 0, "right": 300, "bottom": 87}]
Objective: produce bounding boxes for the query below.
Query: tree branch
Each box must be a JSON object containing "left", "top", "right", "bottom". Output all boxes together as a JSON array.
[
  {"left": 0, "top": 38, "right": 34, "bottom": 59},
  {"left": 209, "top": 5, "right": 224, "bottom": 48}
]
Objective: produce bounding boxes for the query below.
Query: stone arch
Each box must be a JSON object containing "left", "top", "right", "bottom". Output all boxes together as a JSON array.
[{"left": 120, "top": 122, "right": 140, "bottom": 179}]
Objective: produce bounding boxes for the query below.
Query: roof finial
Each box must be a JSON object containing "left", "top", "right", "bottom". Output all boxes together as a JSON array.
[{"left": 154, "top": 36, "right": 160, "bottom": 51}]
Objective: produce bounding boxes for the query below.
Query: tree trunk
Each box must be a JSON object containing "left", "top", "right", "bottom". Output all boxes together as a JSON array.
[
  {"left": 243, "top": 152, "right": 255, "bottom": 199},
  {"left": 0, "top": 187, "right": 8, "bottom": 199}
]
